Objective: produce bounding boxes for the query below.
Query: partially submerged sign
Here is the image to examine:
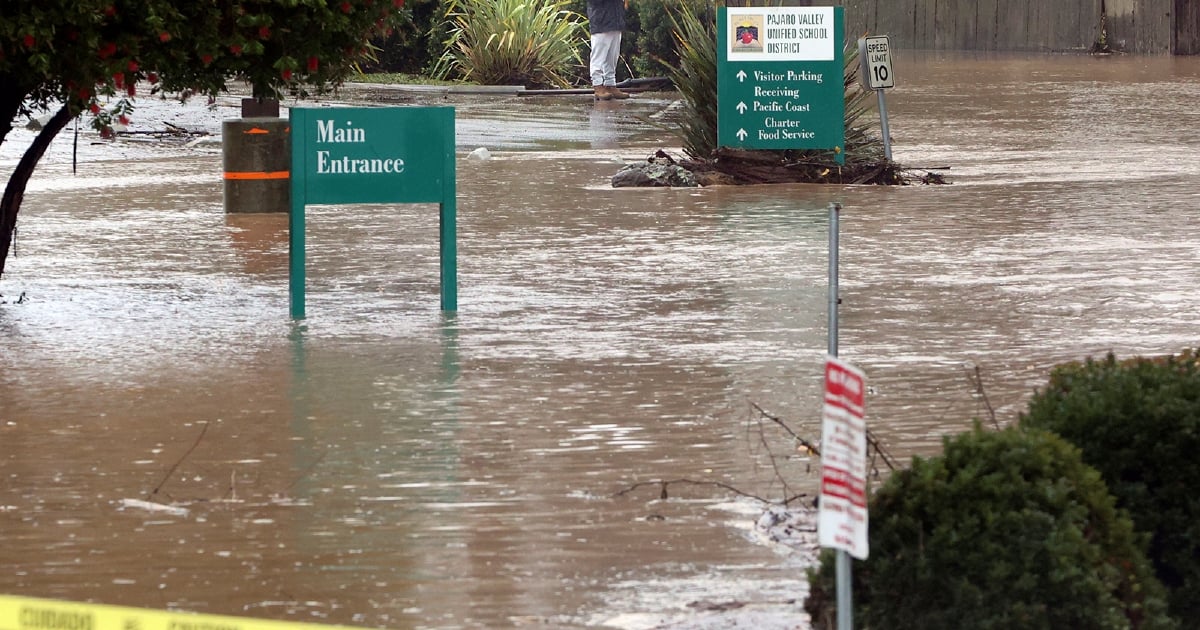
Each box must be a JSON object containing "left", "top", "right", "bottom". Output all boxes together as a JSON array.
[
  {"left": 289, "top": 106, "right": 457, "bottom": 318},
  {"left": 859, "top": 35, "right": 895, "bottom": 90},
  {"left": 716, "top": 6, "right": 845, "bottom": 160},
  {"left": 856, "top": 34, "right": 897, "bottom": 161},
  {"left": 818, "top": 355, "right": 869, "bottom": 560}
]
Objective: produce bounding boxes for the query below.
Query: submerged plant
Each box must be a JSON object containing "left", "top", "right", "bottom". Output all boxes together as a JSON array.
[{"left": 431, "top": 0, "right": 586, "bottom": 88}]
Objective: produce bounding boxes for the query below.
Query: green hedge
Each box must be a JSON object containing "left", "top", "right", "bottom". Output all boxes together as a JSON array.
[
  {"left": 1021, "top": 351, "right": 1200, "bottom": 622},
  {"left": 805, "top": 426, "right": 1175, "bottom": 629},
  {"left": 365, "top": 0, "right": 706, "bottom": 84},
  {"left": 361, "top": 0, "right": 443, "bottom": 74},
  {"left": 564, "top": 0, "right": 708, "bottom": 82}
]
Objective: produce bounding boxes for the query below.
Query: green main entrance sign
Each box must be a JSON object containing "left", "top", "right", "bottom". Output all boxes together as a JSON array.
[
  {"left": 289, "top": 106, "right": 457, "bottom": 319},
  {"left": 717, "top": 6, "right": 845, "bottom": 162}
]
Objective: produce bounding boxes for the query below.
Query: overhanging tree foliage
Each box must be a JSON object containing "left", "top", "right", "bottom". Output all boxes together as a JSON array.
[{"left": 0, "top": 0, "right": 409, "bottom": 281}]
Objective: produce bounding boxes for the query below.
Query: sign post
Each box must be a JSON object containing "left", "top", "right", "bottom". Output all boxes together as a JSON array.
[
  {"left": 822, "top": 202, "right": 867, "bottom": 630},
  {"left": 289, "top": 106, "right": 457, "bottom": 320},
  {"left": 717, "top": 6, "right": 845, "bottom": 161},
  {"left": 857, "top": 35, "right": 896, "bottom": 161}
]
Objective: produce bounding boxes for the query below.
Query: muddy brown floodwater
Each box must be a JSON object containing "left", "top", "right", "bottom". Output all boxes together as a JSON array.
[{"left": 2, "top": 52, "right": 1199, "bottom": 629}]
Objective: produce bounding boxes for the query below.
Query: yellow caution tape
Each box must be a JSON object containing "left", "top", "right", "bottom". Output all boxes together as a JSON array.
[{"left": 0, "top": 595, "right": 362, "bottom": 630}]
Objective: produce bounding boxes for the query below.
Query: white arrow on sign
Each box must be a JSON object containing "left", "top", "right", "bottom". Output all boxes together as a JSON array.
[
  {"left": 736, "top": 70, "right": 747, "bottom": 82},
  {"left": 736, "top": 101, "right": 747, "bottom": 114},
  {"left": 736, "top": 128, "right": 748, "bottom": 141}
]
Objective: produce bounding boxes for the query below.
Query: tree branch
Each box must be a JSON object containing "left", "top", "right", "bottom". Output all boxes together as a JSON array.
[
  {"left": 613, "top": 478, "right": 809, "bottom": 506},
  {"left": 965, "top": 364, "right": 999, "bottom": 429},
  {"left": 147, "top": 422, "right": 209, "bottom": 500},
  {"left": 749, "top": 400, "right": 822, "bottom": 456},
  {"left": 1, "top": 104, "right": 73, "bottom": 278}
]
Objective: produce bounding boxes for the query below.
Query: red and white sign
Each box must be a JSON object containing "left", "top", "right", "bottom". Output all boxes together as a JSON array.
[{"left": 818, "top": 356, "right": 869, "bottom": 559}]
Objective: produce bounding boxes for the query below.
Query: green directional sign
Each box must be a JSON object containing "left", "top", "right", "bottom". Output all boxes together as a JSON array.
[
  {"left": 718, "top": 6, "right": 845, "bottom": 162},
  {"left": 289, "top": 106, "right": 457, "bottom": 319}
]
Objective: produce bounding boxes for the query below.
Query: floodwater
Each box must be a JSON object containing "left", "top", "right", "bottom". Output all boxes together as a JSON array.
[{"left": 2, "top": 52, "right": 1199, "bottom": 629}]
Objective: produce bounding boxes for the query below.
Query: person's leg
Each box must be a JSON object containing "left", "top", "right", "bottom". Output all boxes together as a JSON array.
[
  {"left": 604, "top": 31, "right": 630, "bottom": 99},
  {"left": 602, "top": 31, "right": 622, "bottom": 86},
  {"left": 590, "top": 31, "right": 619, "bottom": 99}
]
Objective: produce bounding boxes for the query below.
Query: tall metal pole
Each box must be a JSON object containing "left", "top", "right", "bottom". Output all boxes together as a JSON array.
[
  {"left": 877, "top": 90, "right": 893, "bottom": 162},
  {"left": 828, "top": 202, "right": 839, "bottom": 358},
  {"left": 828, "top": 202, "right": 852, "bottom": 630},
  {"left": 288, "top": 108, "right": 307, "bottom": 321}
]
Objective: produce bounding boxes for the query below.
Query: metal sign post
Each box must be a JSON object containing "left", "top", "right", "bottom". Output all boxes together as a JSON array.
[
  {"left": 858, "top": 35, "right": 896, "bottom": 161},
  {"left": 822, "top": 202, "right": 869, "bottom": 630},
  {"left": 828, "top": 203, "right": 839, "bottom": 359}
]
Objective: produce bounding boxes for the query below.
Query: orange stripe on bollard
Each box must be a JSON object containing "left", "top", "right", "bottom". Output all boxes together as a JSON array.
[
  {"left": 244, "top": 127, "right": 271, "bottom": 134},
  {"left": 223, "top": 171, "right": 290, "bottom": 180}
]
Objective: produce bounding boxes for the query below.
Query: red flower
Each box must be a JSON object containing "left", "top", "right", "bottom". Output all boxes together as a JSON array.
[
  {"left": 307, "top": 56, "right": 319, "bottom": 72},
  {"left": 201, "top": 54, "right": 213, "bottom": 65},
  {"left": 126, "top": 84, "right": 137, "bottom": 97},
  {"left": 104, "top": 5, "right": 116, "bottom": 16},
  {"left": 113, "top": 72, "right": 124, "bottom": 88},
  {"left": 128, "top": 60, "right": 139, "bottom": 72},
  {"left": 22, "top": 34, "right": 35, "bottom": 48},
  {"left": 78, "top": 87, "right": 91, "bottom": 100},
  {"left": 89, "top": 103, "right": 101, "bottom": 114},
  {"left": 258, "top": 26, "right": 271, "bottom": 39},
  {"left": 340, "top": 1, "right": 352, "bottom": 13},
  {"left": 281, "top": 68, "right": 293, "bottom": 80},
  {"left": 394, "top": 0, "right": 404, "bottom": 6},
  {"left": 230, "top": 44, "right": 243, "bottom": 55},
  {"left": 159, "top": 32, "right": 171, "bottom": 42},
  {"left": 147, "top": 72, "right": 159, "bottom": 84},
  {"left": 98, "top": 42, "right": 118, "bottom": 58},
  {"left": 118, "top": 115, "right": 130, "bottom": 126}
]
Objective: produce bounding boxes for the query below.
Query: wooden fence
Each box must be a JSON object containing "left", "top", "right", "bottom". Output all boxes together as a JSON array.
[{"left": 827, "top": 0, "right": 1198, "bottom": 54}]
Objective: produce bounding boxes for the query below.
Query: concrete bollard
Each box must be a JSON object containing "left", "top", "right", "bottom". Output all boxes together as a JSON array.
[{"left": 222, "top": 115, "right": 290, "bottom": 214}]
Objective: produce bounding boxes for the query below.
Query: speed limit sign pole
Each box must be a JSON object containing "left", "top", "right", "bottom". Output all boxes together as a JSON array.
[{"left": 858, "top": 35, "right": 895, "bottom": 161}]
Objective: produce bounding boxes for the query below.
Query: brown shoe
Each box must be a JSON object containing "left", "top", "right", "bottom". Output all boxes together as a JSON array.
[
  {"left": 608, "top": 85, "right": 631, "bottom": 100},
  {"left": 594, "top": 85, "right": 612, "bottom": 101}
]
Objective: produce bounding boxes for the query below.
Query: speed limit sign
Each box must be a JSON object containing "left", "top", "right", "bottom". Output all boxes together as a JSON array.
[{"left": 858, "top": 35, "right": 895, "bottom": 90}]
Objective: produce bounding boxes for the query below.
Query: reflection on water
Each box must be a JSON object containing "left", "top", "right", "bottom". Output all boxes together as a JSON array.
[{"left": 2, "top": 53, "right": 1199, "bottom": 628}]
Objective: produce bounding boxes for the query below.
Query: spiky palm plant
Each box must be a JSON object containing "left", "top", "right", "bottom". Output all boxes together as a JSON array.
[
  {"left": 667, "top": 1, "right": 719, "bottom": 162},
  {"left": 432, "top": 0, "right": 587, "bottom": 88}
]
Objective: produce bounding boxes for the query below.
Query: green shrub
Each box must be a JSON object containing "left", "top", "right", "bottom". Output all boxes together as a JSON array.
[
  {"left": 805, "top": 426, "right": 1174, "bottom": 630},
  {"left": 431, "top": 0, "right": 586, "bottom": 88},
  {"left": 1021, "top": 350, "right": 1200, "bottom": 621},
  {"left": 628, "top": 0, "right": 711, "bottom": 78},
  {"left": 561, "top": 0, "right": 709, "bottom": 84},
  {"left": 360, "top": 0, "right": 442, "bottom": 75}
]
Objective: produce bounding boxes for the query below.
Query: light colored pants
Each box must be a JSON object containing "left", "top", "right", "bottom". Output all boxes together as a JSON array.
[{"left": 590, "top": 31, "right": 622, "bottom": 86}]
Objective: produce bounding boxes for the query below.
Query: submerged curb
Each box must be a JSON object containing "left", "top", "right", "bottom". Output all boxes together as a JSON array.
[{"left": 340, "top": 81, "right": 526, "bottom": 96}]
